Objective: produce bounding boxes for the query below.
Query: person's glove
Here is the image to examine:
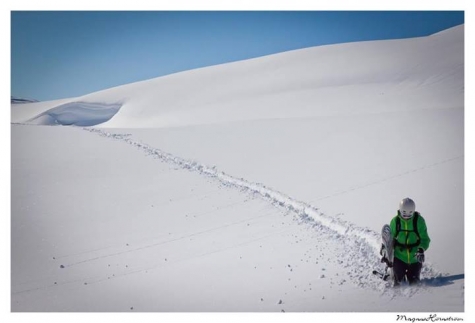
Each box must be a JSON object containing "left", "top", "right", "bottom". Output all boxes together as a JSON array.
[
  {"left": 379, "top": 244, "right": 385, "bottom": 256},
  {"left": 415, "top": 248, "right": 425, "bottom": 263}
]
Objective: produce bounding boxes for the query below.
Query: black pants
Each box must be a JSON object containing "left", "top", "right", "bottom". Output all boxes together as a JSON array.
[{"left": 392, "top": 256, "right": 422, "bottom": 285}]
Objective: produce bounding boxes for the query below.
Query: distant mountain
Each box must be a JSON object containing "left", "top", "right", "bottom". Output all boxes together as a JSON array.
[{"left": 11, "top": 96, "right": 39, "bottom": 104}]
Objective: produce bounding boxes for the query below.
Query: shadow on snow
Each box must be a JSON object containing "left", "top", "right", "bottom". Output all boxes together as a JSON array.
[{"left": 422, "top": 274, "right": 464, "bottom": 287}]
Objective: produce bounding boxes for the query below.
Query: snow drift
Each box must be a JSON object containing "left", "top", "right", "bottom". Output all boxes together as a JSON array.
[{"left": 27, "top": 102, "right": 122, "bottom": 126}]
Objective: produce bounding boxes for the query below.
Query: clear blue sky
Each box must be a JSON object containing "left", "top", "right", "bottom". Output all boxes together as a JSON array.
[{"left": 11, "top": 11, "right": 464, "bottom": 101}]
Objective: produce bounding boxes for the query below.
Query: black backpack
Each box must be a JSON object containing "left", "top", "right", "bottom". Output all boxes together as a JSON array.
[{"left": 394, "top": 211, "right": 421, "bottom": 251}]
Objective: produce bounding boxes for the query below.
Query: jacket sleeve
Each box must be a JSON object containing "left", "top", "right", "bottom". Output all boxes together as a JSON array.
[
  {"left": 389, "top": 216, "right": 397, "bottom": 240},
  {"left": 418, "top": 216, "right": 431, "bottom": 251}
]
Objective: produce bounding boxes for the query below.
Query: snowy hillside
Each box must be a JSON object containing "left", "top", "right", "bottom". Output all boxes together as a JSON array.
[{"left": 11, "top": 25, "right": 464, "bottom": 313}]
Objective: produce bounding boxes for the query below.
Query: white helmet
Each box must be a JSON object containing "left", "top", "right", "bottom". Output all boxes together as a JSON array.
[{"left": 399, "top": 198, "right": 416, "bottom": 219}]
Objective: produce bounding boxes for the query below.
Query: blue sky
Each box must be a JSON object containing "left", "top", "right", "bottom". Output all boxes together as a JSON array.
[{"left": 11, "top": 11, "right": 464, "bottom": 101}]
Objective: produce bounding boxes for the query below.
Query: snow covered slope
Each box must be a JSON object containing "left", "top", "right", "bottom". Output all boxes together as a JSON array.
[
  {"left": 12, "top": 25, "right": 463, "bottom": 128},
  {"left": 11, "top": 25, "right": 464, "bottom": 312}
]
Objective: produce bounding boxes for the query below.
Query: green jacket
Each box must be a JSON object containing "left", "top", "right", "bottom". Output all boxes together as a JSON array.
[{"left": 390, "top": 212, "right": 431, "bottom": 264}]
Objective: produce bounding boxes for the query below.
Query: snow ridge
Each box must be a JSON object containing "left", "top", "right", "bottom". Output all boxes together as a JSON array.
[
  {"left": 84, "top": 128, "right": 443, "bottom": 291},
  {"left": 27, "top": 102, "right": 122, "bottom": 126}
]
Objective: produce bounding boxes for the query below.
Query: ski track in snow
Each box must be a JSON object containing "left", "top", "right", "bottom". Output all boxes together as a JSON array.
[{"left": 82, "top": 127, "right": 445, "bottom": 297}]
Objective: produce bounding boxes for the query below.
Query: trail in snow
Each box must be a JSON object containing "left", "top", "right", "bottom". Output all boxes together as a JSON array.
[{"left": 83, "top": 128, "right": 445, "bottom": 293}]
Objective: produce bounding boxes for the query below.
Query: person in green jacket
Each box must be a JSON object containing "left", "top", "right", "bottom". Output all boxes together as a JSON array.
[{"left": 383, "top": 198, "right": 431, "bottom": 285}]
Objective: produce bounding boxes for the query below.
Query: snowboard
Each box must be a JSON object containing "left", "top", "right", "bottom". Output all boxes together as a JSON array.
[{"left": 372, "top": 224, "right": 394, "bottom": 281}]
